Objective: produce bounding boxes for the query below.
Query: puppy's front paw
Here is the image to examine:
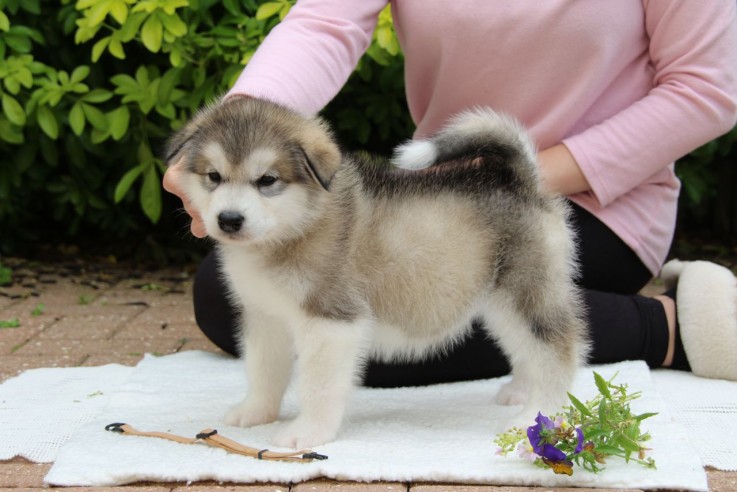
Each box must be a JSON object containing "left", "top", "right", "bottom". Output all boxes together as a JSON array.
[
  {"left": 224, "top": 399, "right": 279, "bottom": 428},
  {"left": 272, "top": 417, "right": 337, "bottom": 449},
  {"left": 495, "top": 380, "right": 528, "bottom": 406}
]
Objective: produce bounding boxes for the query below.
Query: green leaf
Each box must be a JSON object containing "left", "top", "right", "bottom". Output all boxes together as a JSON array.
[
  {"left": 118, "top": 12, "right": 147, "bottom": 42},
  {"left": 169, "top": 47, "right": 183, "bottom": 67},
  {"left": 598, "top": 398, "right": 608, "bottom": 426},
  {"left": 567, "top": 392, "right": 593, "bottom": 418},
  {"left": 0, "top": 10, "right": 10, "bottom": 31},
  {"left": 0, "top": 318, "right": 20, "bottom": 328},
  {"left": 81, "top": 103, "right": 107, "bottom": 131},
  {"left": 141, "top": 13, "right": 163, "bottom": 52},
  {"left": 90, "top": 126, "right": 111, "bottom": 144},
  {"left": 5, "top": 35, "right": 31, "bottom": 53},
  {"left": 255, "top": 2, "right": 283, "bottom": 20},
  {"left": 82, "top": 89, "right": 114, "bottom": 103},
  {"left": 71, "top": 83, "right": 90, "bottom": 94},
  {"left": 2, "top": 93, "right": 26, "bottom": 126},
  {"left": 110, "top": 73, "right": 137, "bottom": 92},
  {"left": 223, "top": 0, "right": 240, "bottom": 15},
  {"left": 109, "top": 0, "right": 129, "bottom": 24},
  {"left": 135, "top": 65, "right": 150, "bottom": 86},
  {"left": 157, "top": 68, "right": 179, "bottom": 104},
  {"left": 16, "top": 67, "right": 34, "bottom": 89},
  {"left": 4, "top": 77, "right": 20, "bottom": 94},
  {"left": 70, "top": 65, "right": 90, "bottom": 84},
  {"left": 634, "top": 412, "right": 658, "bottom": 422},
  {"left": 593, "top": 372, "right": 612, "bottom": 399},
  {"left": 108, "top": 36, "right": 126, "bottom": 59},
  {"left": 0, "top": 119, "right": 24, "bottom": 144},
  {"left": 161, "top": 13, "right": 187, "bottom": 37},
  {"left": 36, "top": 105, "right": 59, "bottom": 139},
  {"left": 22, "top": 0, "right": 41, "bottom": 15},
  {"left": 595, "top": 444, "right": 623, "bottom": 456},
  {"left": 91, "top": 36, "right": 111, "bottom": 62},
  {"left": 69, "top": 102, "right": 85, "bottom": 136},
  {"left": 616, "top": 434, "right": 642, "bottom": 453},
  {"left": 109, "top": 105, "right": 130, "bottom": 140},
  {"left": 140, "top": 162, "right": 162, "bottom": 223},
  {"left": 114, "top": 164, "right": 144, "bottom": 203}
]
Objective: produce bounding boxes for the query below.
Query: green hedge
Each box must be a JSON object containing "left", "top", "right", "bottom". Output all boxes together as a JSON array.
[
  {"left": 0, "top": 0, "right": 410, "bottom": 261},
  {"left": 0, "top": 0, "right": 734, "bottom": 261}
]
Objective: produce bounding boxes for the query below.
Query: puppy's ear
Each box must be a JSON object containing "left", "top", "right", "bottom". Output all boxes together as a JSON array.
[
  {"left": 165, "top": 120, "right": 201, "bottom": 168},
  {"left": 299, "top": 119, "right": 342, "bottom": 191},
  {"left": 164, "top": 100, "right": 224, "bottom": 167}
]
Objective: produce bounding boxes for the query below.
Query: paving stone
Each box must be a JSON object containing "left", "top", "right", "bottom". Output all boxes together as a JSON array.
[
  {"left": 38, "top": 486, "right": 173, "bottom": 491},
  {"left": 36, "top": 306, "right": 145, "bottom": 340},
  {"left": 0, "top": 296, "right": 60, "bottom": 320},
  {"left": 0, "top": 314, "right": 57, "bottom": 355},
  {"left": 132, "top": 304, "right": 196, "bottom": 326},
  {"left": 0, "top": 295, "right": 15, "bottom": 310},
  {"left": 95, "top": 289, "right": 166, "bottom": 307},
  {"left": 144, "top": 292, "right": 195, "bottom": 308},
  {"left": 411, "top": 487, "right": 641, "bottom": 492},
  {"left": 294, "top": 481, "right": 408, "bottom": 491},
  {"left": 12, "top": 337, "right": 182, "bottom": 359},
  {"left": 171, "top": 484, "right": 289, "bottom": 491},
  {"left": 23, "top": 279, "right": 106, "bottom": 309},
  {"left": 707, "top": 469, "right": 737, "bottom": 492},
  {"left": 114, "top": 320, "right": 205, "bottom": 341},
  {"left": 13, "top": 299, "right": 112, "bottom": 319},
  {"left": 0, "top": 459, "right": 50, "bottom": 488},
  {"left": 0, "top": 285, "right": 39, "bottom": 301}
]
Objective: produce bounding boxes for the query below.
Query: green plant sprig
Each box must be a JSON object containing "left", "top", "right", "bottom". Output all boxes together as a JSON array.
[
  {"left": 495, "top": 372, "right": 657, "bottom": 475},
  {"left": 565, "top": 372, "right": 657, "bottom": 472}
]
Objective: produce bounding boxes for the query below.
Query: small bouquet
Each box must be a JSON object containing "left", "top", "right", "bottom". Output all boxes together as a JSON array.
[{"left": 494, "top": 372, "right": 657, "bottom": 476}]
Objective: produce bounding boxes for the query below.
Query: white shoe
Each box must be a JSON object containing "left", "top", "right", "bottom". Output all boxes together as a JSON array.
[{"left": 660, "top": 259, "right": 737, "bottom": 381}]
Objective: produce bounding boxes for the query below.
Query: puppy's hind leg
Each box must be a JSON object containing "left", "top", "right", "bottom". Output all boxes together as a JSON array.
[
  {"left": 483, "top": 285, "right": 587, "bottom": 419},
  {"left": 273, "top": 317, "right": 371, "bottom": 449},
  {"left": 225, "top": 309, "right": 293, "bottom": 428}
]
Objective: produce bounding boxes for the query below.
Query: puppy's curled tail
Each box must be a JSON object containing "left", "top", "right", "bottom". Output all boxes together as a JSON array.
[{"left": 391, "top": 108, "right": 540, "bottom": 193}]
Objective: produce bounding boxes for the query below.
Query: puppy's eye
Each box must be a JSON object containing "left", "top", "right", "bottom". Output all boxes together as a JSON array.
[
  {"left": 257, "top": 175, "right": 278, "bottom": 187},
  {"left": 206, "top": 172, "right": 221, "bottom": 184}
]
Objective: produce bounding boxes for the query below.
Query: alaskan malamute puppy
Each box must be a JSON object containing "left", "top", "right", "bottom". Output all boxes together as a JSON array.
[{"left": 167, "top": 97, "right": 588, "bottom": 449}]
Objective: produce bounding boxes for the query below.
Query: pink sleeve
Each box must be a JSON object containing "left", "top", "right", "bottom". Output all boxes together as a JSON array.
[
  {"left": 563, "top": 0, "right": 737, "bottom": 207},
  {"left": 226, "top": 0, "right": 388, "bottom": 116}
]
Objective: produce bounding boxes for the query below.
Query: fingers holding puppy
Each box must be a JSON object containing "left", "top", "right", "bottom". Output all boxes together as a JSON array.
[{"left": 163, "top": 158, "right": 208, "bottom": 238}]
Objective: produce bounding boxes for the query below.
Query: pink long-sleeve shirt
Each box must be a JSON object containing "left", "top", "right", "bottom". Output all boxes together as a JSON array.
[{"left": 229, "top": 0, "right": 737, "bottom": 275}]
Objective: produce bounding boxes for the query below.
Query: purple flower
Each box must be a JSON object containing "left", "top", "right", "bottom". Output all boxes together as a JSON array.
[
  {"left": 527, "top": 413, "right": 566, "bottom": 461},
  {"left": 540, "top": 443, "right": 567, "bottom": 462},
  {"left": 527, "top": 412, "right": 586, "bottom": 464},
  {"left": 574, "top": 427, "right": 584, "bottom": 454}
]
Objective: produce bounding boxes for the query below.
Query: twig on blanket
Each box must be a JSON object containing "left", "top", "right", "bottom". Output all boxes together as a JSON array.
[{"left": 104, "top": 423, "right": 328, "bottom": 463}]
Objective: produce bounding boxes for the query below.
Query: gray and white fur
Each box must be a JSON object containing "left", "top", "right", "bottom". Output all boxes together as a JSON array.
[{"left": 167, "top": 97, "right": 589, "bottom": 449}]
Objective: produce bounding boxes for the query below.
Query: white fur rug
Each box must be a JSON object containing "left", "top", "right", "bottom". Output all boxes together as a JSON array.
[{"left": 17, "top": 351, "right": 703, "bottom": 489}]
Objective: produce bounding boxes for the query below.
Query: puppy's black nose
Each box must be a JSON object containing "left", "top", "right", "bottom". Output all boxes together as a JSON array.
[{"left": 218, "top": 211, "right": 245, "bottom": 233}]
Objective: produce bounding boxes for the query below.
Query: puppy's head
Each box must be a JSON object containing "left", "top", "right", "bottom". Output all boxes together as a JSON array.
[{"left": 166, "top": 97, "right": 341, "bottom": 245}]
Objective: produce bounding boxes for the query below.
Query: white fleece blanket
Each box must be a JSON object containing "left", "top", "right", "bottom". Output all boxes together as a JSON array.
[{"left": 27, "top": 351, "right": 706, "bottom": 490}]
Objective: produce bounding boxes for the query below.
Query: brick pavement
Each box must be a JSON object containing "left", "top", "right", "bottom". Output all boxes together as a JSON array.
[{"left": 0, "top": 258, "right": 734, "bottom": 491}]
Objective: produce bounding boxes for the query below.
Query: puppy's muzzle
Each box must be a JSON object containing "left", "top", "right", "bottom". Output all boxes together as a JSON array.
[{"left": 218, "top": 211, "right": 245, "bottom": 233}]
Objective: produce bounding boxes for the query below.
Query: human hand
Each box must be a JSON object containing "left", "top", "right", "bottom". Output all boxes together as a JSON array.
[
  {"left": 537, "top": 144, "right": 590, "bottom": 197},
  {"left": 162, "top": 158, "right": 207, "bottom": 238}
]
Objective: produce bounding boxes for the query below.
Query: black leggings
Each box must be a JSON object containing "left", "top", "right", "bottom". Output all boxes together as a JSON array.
[{"left": 192, "top": 203, "right": 669, "bottom": 387}]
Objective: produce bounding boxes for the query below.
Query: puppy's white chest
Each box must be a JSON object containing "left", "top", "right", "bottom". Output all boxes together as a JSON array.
[{"left": 219, "top": 248, "right": 306, "bottom": 321}]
